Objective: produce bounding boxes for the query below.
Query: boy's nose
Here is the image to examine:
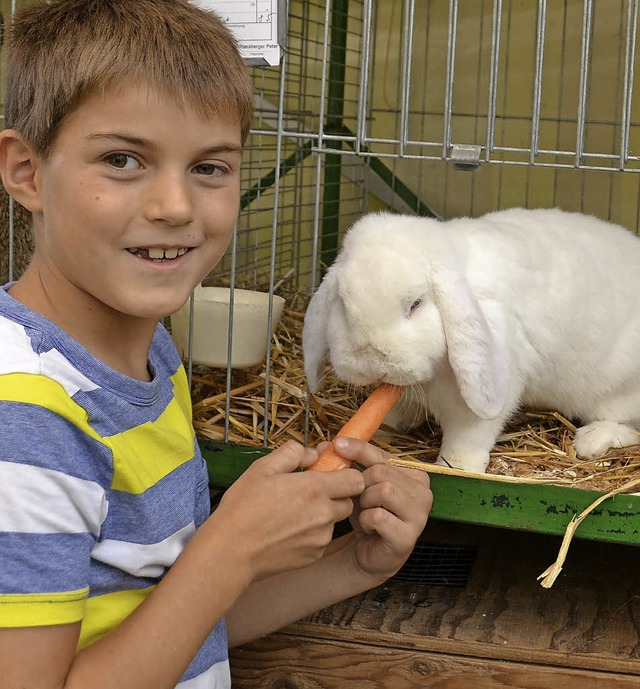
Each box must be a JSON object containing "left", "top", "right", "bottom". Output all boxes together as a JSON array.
[{"left": 143, "top": 171, "right": 194, "bottom": 226}]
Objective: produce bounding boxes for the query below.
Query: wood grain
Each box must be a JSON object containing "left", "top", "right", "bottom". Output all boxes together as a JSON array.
[
  {"left": 230, "top": 634, "right": 640, "bottom": 688},
  {"left": 230, "top": 521, "right": 640, "bottom": 687}
]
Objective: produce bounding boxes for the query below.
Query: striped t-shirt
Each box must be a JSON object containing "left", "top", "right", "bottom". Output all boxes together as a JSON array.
[{"left": 0, "top": 285, "right": 230, "bottom": 688}]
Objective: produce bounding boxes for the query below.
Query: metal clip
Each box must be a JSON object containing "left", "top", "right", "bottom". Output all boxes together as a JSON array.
[{"left": 450, "top": 144, "right": 482, "bottom": 171}]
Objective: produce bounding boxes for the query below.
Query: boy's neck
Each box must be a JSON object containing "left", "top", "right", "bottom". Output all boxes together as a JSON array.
[{"left": 9, "top": 265, "right": 157, "bottom": 382}]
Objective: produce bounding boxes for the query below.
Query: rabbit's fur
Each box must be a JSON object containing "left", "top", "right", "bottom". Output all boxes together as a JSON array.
[{"left": 303, "top": 208, "right": 640, "bottom": 473}]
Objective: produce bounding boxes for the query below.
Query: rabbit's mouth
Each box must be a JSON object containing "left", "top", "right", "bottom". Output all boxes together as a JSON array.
[{"left": 333, "top": 365, "right": 416, "bottom": 389}]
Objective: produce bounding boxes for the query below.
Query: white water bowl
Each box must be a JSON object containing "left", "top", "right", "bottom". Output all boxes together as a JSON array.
[{"left": 170, "top": 286, "right": 285, "bottom": 368}]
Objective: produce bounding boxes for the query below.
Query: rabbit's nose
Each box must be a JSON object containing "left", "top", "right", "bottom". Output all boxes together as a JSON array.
[{"left": 356, "top": 347, "right": 389, "bottom": 377}]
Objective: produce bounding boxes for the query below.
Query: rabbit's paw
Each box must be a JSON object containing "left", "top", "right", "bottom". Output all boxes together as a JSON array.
[{"left": 573, "top": 421, "right": 640, "bottom": 458}]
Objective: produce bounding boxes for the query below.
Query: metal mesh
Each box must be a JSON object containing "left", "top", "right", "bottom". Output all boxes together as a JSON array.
[
  {"left": 221, "top": 0, "right": 640, "bottom": 299},
  {"left": 391, "top": 542, "right": 477, "bottom": 587}
]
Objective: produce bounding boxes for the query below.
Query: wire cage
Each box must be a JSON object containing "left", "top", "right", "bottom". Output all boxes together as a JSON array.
[
  {"left": 202, "top": 0, "right": 640, "bottom": 452},
  {"left": 231, "top": 0, "right": 640, "bottom": 303},
  {"left": 2, "top": 0, "right": 640, "bottom": 455}
]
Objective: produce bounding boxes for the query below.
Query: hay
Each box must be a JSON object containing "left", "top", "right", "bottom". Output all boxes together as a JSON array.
[{"left": 191, "top": 306, "right": 640, "bottom": 494}]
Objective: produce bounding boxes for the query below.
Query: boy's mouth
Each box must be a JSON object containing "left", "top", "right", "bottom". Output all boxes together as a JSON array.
[{"left": 127, "top": 247, "right": 190, "bottom": 261}]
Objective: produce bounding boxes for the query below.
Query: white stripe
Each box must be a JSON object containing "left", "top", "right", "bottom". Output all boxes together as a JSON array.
[
  {"left": 41, "top": 347, "right": 99, "bottom": 395},
  {"left": 0, "top": 462, "right": 106, "bottom": 535},
  {"left": 177, "top": 661, "right": 231, "bottom": 689},
  {"left": 0, "top": 317, "right": 98, "bottom": 395},
  {"left": 0, "top": 319, "right": 42, "bottom": 376},
  {"left": 92, "top": 522, "right": 196, "bottom": 578}
]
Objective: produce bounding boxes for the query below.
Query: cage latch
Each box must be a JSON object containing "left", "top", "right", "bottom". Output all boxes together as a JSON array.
[{"left": 450, "top": 144, "right": 482, "bottom": 171}]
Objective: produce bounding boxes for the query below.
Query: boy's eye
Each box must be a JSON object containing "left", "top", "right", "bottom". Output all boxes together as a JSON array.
[
  {"left": 193, "top": 162, "right": 228, "bottom": 177},
  {"left": 105, "top": 153, "right": 140, "bottom": 171}
]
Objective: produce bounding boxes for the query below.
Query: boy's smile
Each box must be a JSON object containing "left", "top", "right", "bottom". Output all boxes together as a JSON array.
[{"left": 11, "top": 82, "right": 243, "bottom": 351}]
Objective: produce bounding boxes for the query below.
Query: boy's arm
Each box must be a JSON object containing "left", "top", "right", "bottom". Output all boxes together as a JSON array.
[
  {"left": 0, "top": 521, "right": 252, "bottom": 689},
  {"left": 0, "top": 443, "right": 367, "bottom": 689},
  {"left": 226, "top": 440, "right": 432, "bottom": 647}
]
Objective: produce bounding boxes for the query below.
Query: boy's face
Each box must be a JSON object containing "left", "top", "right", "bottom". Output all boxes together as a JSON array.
[{"left": 30, "top": 82, "right": 243, "bottom": 320}]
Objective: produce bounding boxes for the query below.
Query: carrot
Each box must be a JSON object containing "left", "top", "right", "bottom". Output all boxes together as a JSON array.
[{"left": 307, "top": 383, "right": 405, "bottom": 471}]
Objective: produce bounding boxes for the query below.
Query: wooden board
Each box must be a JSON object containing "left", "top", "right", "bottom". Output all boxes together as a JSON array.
[
  {"left": 230, "top": 635, "right": 640, "bottom": 688},
  {"left": 229, "top": 521, "right": 640, "bottom": 688}
]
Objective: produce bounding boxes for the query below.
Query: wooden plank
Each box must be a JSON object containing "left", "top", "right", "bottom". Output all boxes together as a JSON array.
[
  {"left": 425, "top": 472, "right": 640, "bottom": 546},
  {"left": 296, "top": 523, "right": 640, "bottom": 675},
  {"left": 230, "top": 633, "right": 640, "bottom": 688}
]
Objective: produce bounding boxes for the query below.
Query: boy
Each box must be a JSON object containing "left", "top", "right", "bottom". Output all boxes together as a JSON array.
[{"left": 0, "top": 2, "right": 432, "bottom": 688}]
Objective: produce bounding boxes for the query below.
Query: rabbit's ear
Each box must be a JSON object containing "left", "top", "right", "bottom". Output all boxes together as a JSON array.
[
  {"left": 432, "top": 266, "right": 508, "bottom": 419},
  {"left": 302, "top": 269, "right": 338, "bottom": 393}
]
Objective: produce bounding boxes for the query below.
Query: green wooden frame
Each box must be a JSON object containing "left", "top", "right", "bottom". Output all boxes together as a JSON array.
[{"left": 201, "top": 439, "right": 640, "bottom": 547}]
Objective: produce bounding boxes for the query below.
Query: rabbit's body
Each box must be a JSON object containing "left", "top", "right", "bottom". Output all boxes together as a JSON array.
[{"left": 303, "top": 208, "right": 640, "bottom": 472}]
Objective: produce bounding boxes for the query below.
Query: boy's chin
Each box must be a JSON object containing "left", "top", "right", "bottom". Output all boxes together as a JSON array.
[{"left": 114, "top": 293, "right": 193, "bottom": 321}]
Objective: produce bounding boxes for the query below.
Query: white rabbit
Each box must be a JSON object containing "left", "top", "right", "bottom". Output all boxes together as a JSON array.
[{"left": 302, "top": 208, "right": 640, "bottom": 473}]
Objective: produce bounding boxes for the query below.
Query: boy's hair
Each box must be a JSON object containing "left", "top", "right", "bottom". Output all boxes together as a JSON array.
[{"left": 4, "top": 0, "right": 254, "bottom": 157}]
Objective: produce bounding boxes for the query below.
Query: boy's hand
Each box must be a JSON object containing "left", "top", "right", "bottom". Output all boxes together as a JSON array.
[
  {"left": 201, "top": 440, "right": 365, "bottom": 584},
  {"left": 329, "top": 438, "right": 432, "bottom": 582}
]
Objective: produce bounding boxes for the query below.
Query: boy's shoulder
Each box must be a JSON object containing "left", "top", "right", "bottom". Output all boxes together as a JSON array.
[
  {"left": 0, "top": 285, "right": 183, "bottom": 399},
  {"left": 0, "top": 285, "right": 75, "bottom": 379}
]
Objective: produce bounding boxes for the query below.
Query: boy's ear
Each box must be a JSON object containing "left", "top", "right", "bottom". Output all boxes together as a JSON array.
[{"left": 0, "top": 129, "right": 43, "bottom": 213}]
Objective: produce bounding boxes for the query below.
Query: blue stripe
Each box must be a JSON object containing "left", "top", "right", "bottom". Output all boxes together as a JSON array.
[
  {"left": 102, "top": 456, "right": 210, "bottom": 545},
  {"left": 180, "top": 619, "right": 229, "bottom": 681},
  {"left": 88, "top": 560, "right": 158, "bottom": 597},
  {"left": 0, "top": 402, "right": 113, "bottom": 489},
  {"left": 74, "top": 380, "right": 177, "bottom": 436},
  {"left": 0, "top": 532, "right": 94, "bottom": 594},
  {"left": 70, "top": 327, "right": 184, "bottom": 436}
]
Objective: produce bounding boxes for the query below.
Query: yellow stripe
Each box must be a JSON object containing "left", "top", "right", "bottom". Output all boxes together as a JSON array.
[
  {"left": 1, "top": 370, "right": 194, "bottom": 495},
  {"left": 109, "top": 371, "right": 195, "bottom": 494},
  {"left": 0, "top": 373, "right": 102, "bottom": 441},
  {"left": 0, "top": 588, "right": 88, "bottom": 627},
  {"left": 77, "top": 586, "right": 155, "bottom": 649}
]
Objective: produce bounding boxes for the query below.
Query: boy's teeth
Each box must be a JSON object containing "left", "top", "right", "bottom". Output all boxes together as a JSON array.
[{"left": 137, "top": 247, "right": 187, "bottom": 260}]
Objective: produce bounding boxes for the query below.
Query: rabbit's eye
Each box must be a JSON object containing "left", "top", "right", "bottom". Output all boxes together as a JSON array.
[{"left": 407, "top": 298, "right": 423, "bottom": 318}]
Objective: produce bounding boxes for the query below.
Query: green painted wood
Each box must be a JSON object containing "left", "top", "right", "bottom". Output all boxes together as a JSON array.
[
  {"left": 425, "top": 472, "right": 640, "bottom": 545},
  {"left": 200, "top": 440, "right": 640, "bottom": 547},
  {"left": 201, "top": 440, "right": 269, "bottom": 487}
]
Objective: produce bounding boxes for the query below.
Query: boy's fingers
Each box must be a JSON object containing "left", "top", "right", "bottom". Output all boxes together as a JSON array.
[
  {"left": 320, "top": 468, "right": 366, "bottom": 498},
  {"left": 331, "top": 437, "right": 390, "bottom": 467},
  {"left": 297, "top": 446, "right": 321, "bottom": 468},
  {"left": 254, "top": 440, "right": 317, "bottom": 474},
  {"left": 253, "top": 441, "right": 365, "bottom": 497}
]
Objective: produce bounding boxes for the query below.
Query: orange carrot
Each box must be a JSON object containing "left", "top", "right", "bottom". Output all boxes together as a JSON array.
[{"left": 308, "top": 383, "right": 405, "bottom": 471}]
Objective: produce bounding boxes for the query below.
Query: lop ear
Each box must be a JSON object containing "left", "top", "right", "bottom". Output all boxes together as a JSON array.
[
  {"left": 432, "top": 266, "right": 508, "bottom": 419},
  {"left": 302, "top": 269, "right": 339, "bottom": 393}
]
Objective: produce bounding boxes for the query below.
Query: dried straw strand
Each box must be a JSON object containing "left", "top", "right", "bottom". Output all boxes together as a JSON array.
[{"left": 537, "top": 475, "right": 640, "bottom": 588}]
